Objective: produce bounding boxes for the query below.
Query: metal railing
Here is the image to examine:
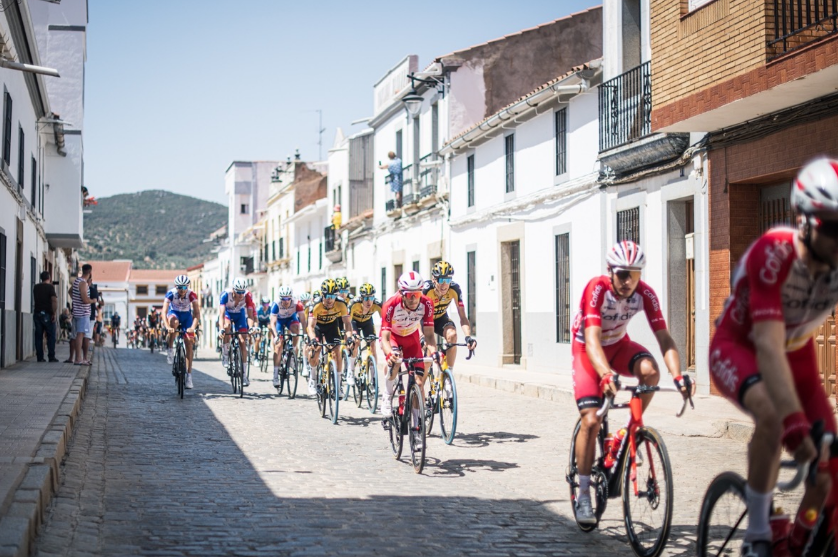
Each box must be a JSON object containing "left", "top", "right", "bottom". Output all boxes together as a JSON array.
[
  {"left": 598, "top": 61, "right": 652, "bottom": 153},
  {"left": 769, "top": 0, "right": 838, "bottom": 58},
  {"left": 324, "top": 226, "right": 338, "bottom": 253}
]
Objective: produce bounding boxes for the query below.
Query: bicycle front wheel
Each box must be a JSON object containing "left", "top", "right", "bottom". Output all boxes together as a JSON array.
[
  {"left": 365, "top": 356, "right": 378, "bottom": 414},
  {"left": 438, "top": 369, "right": 458, "bottom": 444},
  {"left": 341, "top": 350, "right": 352, "bottom": 402},
  {"left": 176, "top": 352, "right": 184, "bottom": 399},
  {"left": 408, "top": 383, "right": 426, "bottom": 474},
  {"left": 329, "top": 360, "right": 340, "bottom": 424},
  {"left": 696, "top": 471, "right": 747, "bottom": 557},
  {"left": 285, "top": 350, "right": 298, "bottom": 399},
  {"left": 623, "top": 426, "right": 674, "bottom": 557},
  {"left": 316, "top": 365, "right": 326, "bottom": 417},
  {"left": 388, "top": 389, "right": 403, "bottom": 460},
  {"left": 230, "top": 348, "right": 240, "bottom": 395},
  {"left": 260, "top": 344, "right": 269, "bottom": 374},
  {"left": 353, "top": 359, "right": 364, "bottom": 408}
]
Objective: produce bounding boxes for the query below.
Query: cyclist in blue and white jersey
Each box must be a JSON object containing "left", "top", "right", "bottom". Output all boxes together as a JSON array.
[
  {"left": 270, "top": 286, "right": 306, "bottom": 388},
  {"left": 219, "top": 277, "right": 257, "bottom": 387},
  {"left": 163, "top": 275, "right": 201, "bottom": 389},
  {"left": 253, "top": 296, "right": 272, "bottom": 359}
]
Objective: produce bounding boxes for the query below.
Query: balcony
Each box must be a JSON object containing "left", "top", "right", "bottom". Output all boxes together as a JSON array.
[
  {"left": 324, "top": 225, "right": 342, "bottom": 263},
  {"left": 769, "top": 0, "right": 838, "bottom": 60},
  {"left": 599, "top": 62, "right": 651, "bottom": 153}
]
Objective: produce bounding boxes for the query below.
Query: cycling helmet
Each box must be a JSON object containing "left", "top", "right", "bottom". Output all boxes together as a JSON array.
[
  {"left": 606, "top": 240, "right": 646, "bottom": 271},
  {"left": 232, "top": 278, "right": 247, "bottom": 292},
  {"left": 321, "top": 279, "right": 339, "bottom": 295},
  {"left": 174, "top": 274, "right": 190, "bottom": 287},
  {"left": 299, "top": 292, "right": 312, "bottom": 302},
  {"left": 278, "top": 285, "right": 293, "bottom": 298},
  {"left": 792, "top": 157, "right": 838, "bottom": 216},
  {"left": 260, "top": 296, "right": 271, "bottom": 305},
  {"left": 335, "top": 277, "right": 350, "bottom": 290},
  {"left": 432, "top": 261, "right": 454, "bottom": 279},
  {"left": 398, "top": 271, "right": 424, "bottom": 292},
  {"left": 359, "top": 283, "right": 376, "bottom": 296}
]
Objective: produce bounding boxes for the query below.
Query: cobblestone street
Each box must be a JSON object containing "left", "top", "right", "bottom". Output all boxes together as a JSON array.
[{"left": 32, "top": 347, "right": 756, "bottom": 556}]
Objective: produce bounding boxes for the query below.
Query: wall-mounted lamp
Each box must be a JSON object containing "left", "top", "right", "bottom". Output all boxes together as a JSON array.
[{"left": 402, "top": 72, "right": 445, "bottom": 118}]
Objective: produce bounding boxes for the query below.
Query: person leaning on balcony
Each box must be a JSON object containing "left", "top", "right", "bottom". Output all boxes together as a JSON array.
[
  {"left": 33, "top": 271, "right": 59, "bottom": 362},
  {"left": 379, "top": 151, "right": 403, "bottom": 208},
  {"left": 331, "top": 204, "right": 342, "bottom": 229}
]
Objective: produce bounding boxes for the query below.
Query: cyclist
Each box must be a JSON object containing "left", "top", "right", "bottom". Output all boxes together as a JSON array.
[
  {"left": 571, "top": 240, "right": 690, "bottom": 526},
  {"left": 379, "top": 271, "right": 439, "bottom": 425},
  {"left": 422, "top": 261, "right": 477, "bottom": 372},
  {"left": 299, "top": 291, "right": 313, "bottom": 323},
  {"left": 348, "top": 283, "right": 382, "bottom": 375},
  {"left": 254, "top": 296, "right": 273, "bottom": 359},
  {"left": 335, "top": 277, "right": 356, "bottom": 384},
  {"left": 110, "top": 312, "right": 121, "bottom": 344},
  {"left": 163, "top": 275, "right": 201, "bottom": 389},
  {"left": 709, "top": 158, "right": 838, "bottom": 557},
  {"left": 147, "top": 308, "right": 160, "bottom": 348},
  {"left": 133, "top": 315, "right": 145, "bottom": 347},
  {"left": 270, "top": 286, "right": 306, "bottom": 388},
  {"left": 219, "top": 278, "right": 257, "bottom": 387},
  {"left": 306, "top": 279, "right": 352, "bottom": 395}
]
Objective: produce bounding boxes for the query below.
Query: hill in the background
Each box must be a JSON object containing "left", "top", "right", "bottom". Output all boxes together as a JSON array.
[{"left": 79, "top": 190, "right": 226, "bottom": 270}]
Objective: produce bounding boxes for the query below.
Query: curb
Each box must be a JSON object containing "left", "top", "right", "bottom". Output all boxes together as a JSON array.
[{"left": 0, "top": 366, "right": 90, "bottom": 557}]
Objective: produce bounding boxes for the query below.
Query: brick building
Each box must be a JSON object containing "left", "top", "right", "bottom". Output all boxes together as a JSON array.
[{"left": 651, "top": 0, "right": 838, "bottom": 394}]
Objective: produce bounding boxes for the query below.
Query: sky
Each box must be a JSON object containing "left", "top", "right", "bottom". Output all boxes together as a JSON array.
[{"left": 85, "top": 0, "right": 598, "bottom": 205}]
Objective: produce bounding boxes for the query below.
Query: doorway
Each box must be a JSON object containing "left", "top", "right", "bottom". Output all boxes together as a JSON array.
[
  {"left": 667, "top": 198, "right": 696, "bottom": 372},
  {"left": 501, "top": 240, "right": 522, "bottom": 364},
  {"left": 15, "top": 219, "right": 22, "bottom": 361}
]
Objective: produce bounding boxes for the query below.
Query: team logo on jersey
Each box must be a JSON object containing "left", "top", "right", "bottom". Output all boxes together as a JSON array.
[
  {"left": 709, "top": 349, "right": 738, "bottom": 393},
  {"left": 759, "top": 240, "right": 793, "bottom": 285},
  {"left": 589, "top": 283, "right": 604, "bottom": 308}
]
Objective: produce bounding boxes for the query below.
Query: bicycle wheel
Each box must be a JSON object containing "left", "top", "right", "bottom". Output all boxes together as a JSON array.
[
  {"left": 316, "top": 364, "right": 326, "bottom": 417},
  {"left": 365, "top": 356, "right": 378, "bottom": 415},
  {"left": 438, "top": 368, "right": 458, "bottom": 445},
  {"left": 342, "top": 350, "right": 352, "bottom": 402},
  {"left": 285, "top": 350, "right": 298, "bottom": 399},
  {"left": 230, "top": 347, "right": 239, "bottom": 394},
  {"left": 276, "top": 353, "right": 285, "bottom": 396},
  {"left": 408, "top": 384, "right": 426, "bottom": 474},
  {"left": 176, "top": 350, "right": 184, "bottom": 399},
  {"left": 623, "top": 427, "right": 674, "bottom": 557},
  {"left": 388, "top": 389, "right": 403, "bottom": 460},
  {"left": 353, "top": 359, "right": 364, "bottom": 408},
  {"left": 329, "top": 359, "right": 340, "bottom": 424},
  {"left": 260, "top": 342, "right": 269, "bottom": 374},
  {"left": 425, "top": 369, "right": 437, "bottom": 435},
  {"left": 696, "top": 471, "right": 747, "bottom": 557},
  {"left": 566, "top": 417, "right": 608, "bottom": 532}
]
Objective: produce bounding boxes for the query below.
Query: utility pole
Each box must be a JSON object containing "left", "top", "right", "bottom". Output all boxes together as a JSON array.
[{"left": 316, "top": 109, "right": 325, "bottom": 161}]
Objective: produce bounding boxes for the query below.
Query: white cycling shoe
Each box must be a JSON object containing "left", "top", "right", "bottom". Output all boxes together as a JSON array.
[
  {"left": 166, "top": 348, "right": 174, "bottom": 365},
  {"left": 308, "top": 378, "right": 317, "bottom": 395},
  {"left": 185, "top": 373, "right": 193, "bottom": 389},
  {"left": 575, "top": 496, "right": 597, "bottom": 525}
]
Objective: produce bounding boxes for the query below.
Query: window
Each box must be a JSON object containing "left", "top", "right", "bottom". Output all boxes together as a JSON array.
[
  {"left": 240, "top": 204, "right": 248, "bottom": 214},
  {"left": 431, "top": 103, "right": 439, "bottom": 153},
  {"left": 555, "top": 109, "right": 567, "bottom": 176},
  {"left": 505, "top": 134, "right": 515, "bottom": 193},
  {"left": 617, "top": 207, "right": 640, "bottom": 243},
  {"left": 3, "top": 91, "right": 11, "bottom": 166},
  {"left": 279, "top": 237, "right": 285, "bottom": 259},
  {"left": 467, "top": 155, "right": 475, "bottom": 207},
  {"left": 136, "top": 285, "right": 148, "bottom": 295},
  {"left": 688, "top": 0, "right": 714, "bottom": 11},
  {"left": 555, "top": 234, "right": 571, "bottom": 343},
  {"left": 30, "top": 256, "right": 36, "bottom": 312},
  {"left": 155, "top": 285, "right": 167, "bottom": 295},
  {"left": 307, "top": 244, "right": 311, "bottom": 272},
  {"left": 381, "top": 267, "right": 387, "bottom": 300},
  {"left": 395, "top": 130, "right": 403, "bottom": 161},
  {"left": 296, "top": 250, "right": 300, "bottom": 274},
  {"left": 467, "top": 251, "right": 476, "bottom": 335},
  {"left": 412, "top": 260, "right": 420, "bottom": 273},
  {"left": 271, "top": 241, "right": 276, "bottom": 261},
  {"left": 137, "top": 306, "right": 148, "bottom": 318},
  {"left": 319, "top": 241, "right": 322, "bottom": 269},
  {"left": 17, "top": 126, "right": 23, "bottom": 188},
  {"left": 30, "top": 157, "right": 36, "bottom": 208},
  {"left": 393, "top": 264, "right": 403, "bottom": 293}
]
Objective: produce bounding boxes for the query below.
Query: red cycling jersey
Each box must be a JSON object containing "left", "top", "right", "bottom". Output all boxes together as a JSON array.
[
  {"left": 571, "top": 276, "right": 667, "bottom": 346},
  {"left": 380, "top": 293, "right": 435, "bottom": 337}
]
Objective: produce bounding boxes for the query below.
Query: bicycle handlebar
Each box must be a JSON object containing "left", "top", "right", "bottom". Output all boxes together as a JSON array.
[
  {"left": 595, "top": 381, "right": 693, "bottom": 418},
  {"left": 440, "top": 341, "right": 476, "bottom": 360},
  {"left": 777, "top": 421, "right": 831, "bottom": 492}
]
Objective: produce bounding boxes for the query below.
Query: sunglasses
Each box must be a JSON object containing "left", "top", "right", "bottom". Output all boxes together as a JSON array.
[
  {"left": 402, "top": 291, "right": 421, "bottom": 300},
  {"left": 614, "top": 270, "right": 641, "bottom": 281},
  {"left": 280, "top": 297, "right": 292, "bottom": 302},
  {"left": 234, "top": 290, "right": 246, "bottom": 294},
  {"left": 361, "top": 296, "right": 375, "bottom": 302},
  {"left": 324, "top": 294, "right": 337, "bottom": 300},
  {"left": 339, "top": 289, "right": 349, "bottom": 294},
  {"left": 176, "top": 285, "right": 188, "bottom": 290},
  {"left": 437, "top": 277, "right": 452, "bottom": 284}
]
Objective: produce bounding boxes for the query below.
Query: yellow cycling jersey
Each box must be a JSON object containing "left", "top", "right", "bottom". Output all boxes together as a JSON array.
[
  {"left": 310, "top": 300, "right": 348, "bottom": 326},
  {"left": 421, "top": 280, "right": 464, "bottom": 320},
  {"left": 348, "top": 298, "right": 382, "bottom": 323}
]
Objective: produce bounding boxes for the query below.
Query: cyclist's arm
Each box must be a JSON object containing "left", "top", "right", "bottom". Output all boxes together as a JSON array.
[
  {"left": 583, "top": 326, "right": 612, "bottom": 380},
  {"left": 423, "top": 325, "right": 437, "bottom": 353},
  {"left": 455, "top": 304, "right": 473, "bottom": 337},
  {"left": 380, "top": 330, "right": 393, "bottom": 358},
  {"left": 753, "top": 320, "right": 804, "bottom": 418},
  {"left": 653, "top": 329, "right": 682, "bottom": 380},
  {"left": 162, "top": 299, "right": 170, "bottom": 319},
  {"left": 307, "top": 315, "right": 317, "bottom": 341},
  {"left": 190, "top": 299, "right": 200, "bottom": 332}
]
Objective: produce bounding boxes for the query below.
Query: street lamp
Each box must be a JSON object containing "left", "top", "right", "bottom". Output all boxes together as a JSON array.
[{"left": 402, "top": 72, "right": 445, "bottom": 118}]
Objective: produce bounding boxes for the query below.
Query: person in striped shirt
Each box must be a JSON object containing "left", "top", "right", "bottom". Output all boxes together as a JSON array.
[{"left": 69, "top": 264, "right": 95, "bottom": 365}]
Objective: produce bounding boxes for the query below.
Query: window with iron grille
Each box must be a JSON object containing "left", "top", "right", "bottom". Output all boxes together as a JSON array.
[
  {"left": 617, "top": 207, "right": 640, "bottom": 243},
  {"left": 555, "top": 108, "right": 567, "bottom": 176},
  {"left": 279, "top": 237, "right": 285, "bottom": 259},
  {"left": 319, "top": 241, "right": 323, "bottom": 269},
  {"left": 467, "top": 155, "right": 475, "bottom": 207},
  {"left": 395, "top": 130, "right": 403, "bottom": 161},
  {"left": 381, "top": 267, "right": 386, "bottom": 300},
  {"left": 3, "top": 91, "right": 11, "bottom": 166},
  {"left": 505, "top": 134, "right": 515, "bottom": 193},
  {"left": 156, "top": 285, "right": 167, "bottom": 295},
  {"left": 307, "top": 244, "right": 311, "bottom": 272},
  {"left": 467, "top": 251, "right": 476, "bottom": 335},
  {"left": 412, "top": 260, "right": 420, "bottom": 273},
  {"left": 555, "top": 234, "right": 571, "bottom": 343},
  {"left": 137, "top": 285, "right": 148, "bottom": 295},
  {"left": 17, "top": 126, "right": 24, "bottom": 188},
  {"left": 31, "top": 156, "right": 36, "bottom": 208}
]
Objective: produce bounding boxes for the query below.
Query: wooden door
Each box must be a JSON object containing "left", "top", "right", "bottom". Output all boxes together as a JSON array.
[{"left": 815, "top": 315, "right": 837, "bottom": 399}]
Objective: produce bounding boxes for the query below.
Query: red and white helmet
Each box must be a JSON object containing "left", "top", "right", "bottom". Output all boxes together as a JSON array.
[
  {"left": 606, "top": 240, "right": 646, "bottom": 271},
  {"left": 791, "top": 157, "right": 838, "bottom": 216},
  {"left": 398, "top": 271, "right": 424, "bottom": 292}
]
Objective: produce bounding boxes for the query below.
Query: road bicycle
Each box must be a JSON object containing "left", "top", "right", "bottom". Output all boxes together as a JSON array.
[
  {"left": 343, "top": 335, "right": 380, "bottom": 413},
  {"left": 223, "top": 330, "right": 251, "bottom": 398},
  {"left": 697, "top": 421, "right": 837, "bottom": 557},
  {"left": 383, "top": 349, "right": 430, "bottom": 474},
  {"left": 311, "top": 339, "right": 341, "bottom": 424},
  {"left": 168, "top": 327, "right": 189, "bottom": 399},
  {"left": 424, "top": 341, "right": 472, "bottom": 445},
  {"left": 276, "top": 330, "right": 305, "bottom": 398},
  {"left": 566, "top": 376, "right": 694, "bottom": 557},
  {"left": 339, "top": 337, "right": 353, "bottom": 402},
  {"left": 111, "top": 327, "right": 119, "bottom": 348},
  {"left": 254, "top": 326, "right": 270, "bottom": 374}
]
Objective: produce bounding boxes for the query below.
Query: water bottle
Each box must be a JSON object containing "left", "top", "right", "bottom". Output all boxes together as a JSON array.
[
  {"left": 398, "top": 387, "right": 405, "bottom": 416},
  {"left": 604, "top": 428, "right": 626, "bottom": 468}
]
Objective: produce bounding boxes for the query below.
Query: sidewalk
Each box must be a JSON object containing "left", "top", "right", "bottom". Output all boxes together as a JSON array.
[
  {"left": 452, "top": 363, "right": 756, "bottom": 442},
  {"left": 0, "top": 342, "right": 90, "bottom": 557}
]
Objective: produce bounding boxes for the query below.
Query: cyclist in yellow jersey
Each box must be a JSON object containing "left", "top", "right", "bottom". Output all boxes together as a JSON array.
[
  {"left": 422, "top": 261, "right": 477, "bottom": 372},
  {"left": 306, "top": 279, "right": 352, "bottom": 394},
  {"left": 348, "top": 283, "right": 382, "bottom": 369}
]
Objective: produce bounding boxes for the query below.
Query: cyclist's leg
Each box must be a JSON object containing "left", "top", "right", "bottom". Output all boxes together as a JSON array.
[
  {"left": 441, "top": 320, "right": 458, "bottom": 369},
  {"left": 309, "top": 325, "right": 323, "bottom": 369},
  {"left": 290, "top": 321, "right": 301, "bottom": 351},
  {"left": 609, "top": 336, "right": 659, "bottom": 411},
  {"left": 572, "top": 340, "right": 605, "bottom": 479},
  {"left": 166, "top": 314, "right": 179, "bottom": 349}
]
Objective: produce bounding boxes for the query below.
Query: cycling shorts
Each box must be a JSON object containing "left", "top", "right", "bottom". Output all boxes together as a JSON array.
[
  {"left": 352, "top": 319, "right": 376, "bottom": 340},
  {"left": 275, "top": 315, "right": 300, "bottom": 333},
  {"left": 167, "top": 310, "right": 194, "bottom": 331},
  {"left": 383, "top": 330, "right": 424, "bottom": 372},
  {"left": 572, "top": 336, "right": 654, "bottom": 410},
  {"left": 224, "top": 311, "right": 249, "bottom": 332},
  {"left": 314, "top": 322, "right": 341, "bottom": 345},
  {"left": 433, "top": 317, "right": 456, "bottom": 337}
]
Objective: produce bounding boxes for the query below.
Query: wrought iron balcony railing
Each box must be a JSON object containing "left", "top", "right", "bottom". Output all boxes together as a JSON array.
[
  {"left": 598, "top": 61, "right": 652, "bottom": 153},
  {"left": 769, "top": 0, "right": 838, "bottom": 59},
  {"left": 324, "top": 225, "right": 338, "bottom": 253}
]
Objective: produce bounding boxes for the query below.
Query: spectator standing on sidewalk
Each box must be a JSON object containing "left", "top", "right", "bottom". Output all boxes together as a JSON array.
[
  {"left": 69, "top": 264, "right": 94, "bottom": 365},
  {"left": 33, "top": 271, "right": 59, "bottom": 362},
  {"left": 379, "top": 151, "right": 403, "bottom": 208}
]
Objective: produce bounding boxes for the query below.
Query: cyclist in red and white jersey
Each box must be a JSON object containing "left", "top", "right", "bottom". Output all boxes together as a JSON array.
[
  {"left": 709, "top": 157, "right": 838, "bottom": 557},
  {"left": 219, "top": 277, "right": 257, "bottom": 387},
  {"left": 571, "top": 240, "right": 691, "bottom": 525},
  {"left": 379, "top": 271, "right": 439, "bottom": 421}
]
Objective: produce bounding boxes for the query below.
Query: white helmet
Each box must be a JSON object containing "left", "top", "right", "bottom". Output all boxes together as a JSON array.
[
  {"left": 791, "top": 157, "right": 838, "bottom": 216},
  {"left": 606, "top": 240, "right": 646, "bottom": 271},
  {"left": 278, "top": 285, "right": 293, "bottom": 298},
  {"left": 260, "top": 296, "right": 271, "bottom": 305},
  {"left": 174, "top": 274, "right": 190, "bottom": 287},
  {"left": 299, "top": 291, "right": 312, "bottom": 302},
  {"left": 232, "top": 278, "right": 247, "bottom": 292},
  {"left": 398, "top": 271, "right": 424, "bottom": 292}
]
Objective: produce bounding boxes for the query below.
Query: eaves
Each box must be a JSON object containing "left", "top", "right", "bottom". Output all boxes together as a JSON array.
[{"left": 5, "top": 1, "right": 50, "bottom": 118}]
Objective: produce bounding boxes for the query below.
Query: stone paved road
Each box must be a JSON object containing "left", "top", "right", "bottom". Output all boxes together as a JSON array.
[{"left": 32, "top": 346, "right": 768, "bottom": 556}]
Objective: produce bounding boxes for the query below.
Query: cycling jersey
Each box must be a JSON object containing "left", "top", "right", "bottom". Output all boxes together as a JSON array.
[
  {"left": 571, "top": 276, "right": 667, "bottom": 346},
  {"left": 714, "top": 227, "right": 838, "bottom": 351},
  {"left": 348, "top": 298, "right": 382, "bottom": 323},
  {"left": 422, "top": 280, "right": 464, "bottom": 320},
  {"left": 165, "top": 288, "right": 197, "bottom": 313},
  {"left": 380, "top": 293, "right": 434, "bottom": 337},
  {"left": 219, "top": 290, "right": 256, "bottom": 316},
  {"left": 310, "top": 300, "right": 348, "bottom": 326},
  {"left": 271, "top": 299, "right": 305, "bottom": 320},
  {"left": 147, "top": 313, "right": 160, "bottom": 327},
  {"left": 256, "top": 306, "right": 272, "bottom": 326}
]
